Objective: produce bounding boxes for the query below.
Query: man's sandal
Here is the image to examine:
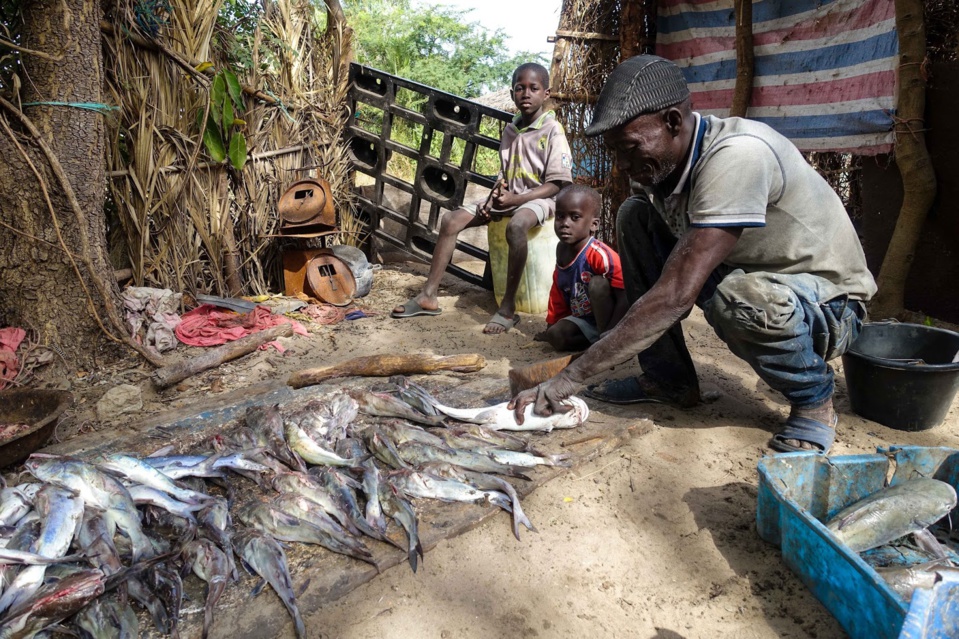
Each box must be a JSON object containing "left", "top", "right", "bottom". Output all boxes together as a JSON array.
[{"left": 769, "top": 413, "right": 838, "bottom": 454}]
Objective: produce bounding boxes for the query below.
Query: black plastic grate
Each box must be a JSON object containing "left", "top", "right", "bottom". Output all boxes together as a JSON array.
[{"left": 347, "top": 63, "right": 515, "bottom": 289}]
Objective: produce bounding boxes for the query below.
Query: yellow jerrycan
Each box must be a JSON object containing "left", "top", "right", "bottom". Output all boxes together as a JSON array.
[{"left": 487, "top": 216, "right": 559, "bottom": 314}]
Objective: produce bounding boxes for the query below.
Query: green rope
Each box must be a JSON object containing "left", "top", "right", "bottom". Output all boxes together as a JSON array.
[
  {"left": 22, "top": 102, "right": 119, "bottom": 114},
  {"left": 264, "top": 90, "right": 295, "bottom": 123}
]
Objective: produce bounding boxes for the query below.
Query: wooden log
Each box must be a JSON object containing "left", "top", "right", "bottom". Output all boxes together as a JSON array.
[
  {"left": 152, "top": 324, "right": 294, "bottom": 389},
  {"left": 287, "top": 353, "right": 486, "bottom": 389}
]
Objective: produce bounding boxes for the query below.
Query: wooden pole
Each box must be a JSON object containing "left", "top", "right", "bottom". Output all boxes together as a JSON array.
[
  {"left": 152, "top": 324, "right": 293, "bottom": 389},
  {"left": 288, "top": 353, "right": 487, "bottom": 389},
  {"left": 731, "top": 0, "right": 754, "bottom": 117},
  {"left": 870, "top": 0, "right": 937, "bottom": 319}
]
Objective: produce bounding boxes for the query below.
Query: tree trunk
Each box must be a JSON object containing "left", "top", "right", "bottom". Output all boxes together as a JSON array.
[
  {"left": 870, "top": 0, "right": 937, "bottom": 319},
  {"left": 0, "top": 0, "right": 111, "bottom": 372}
]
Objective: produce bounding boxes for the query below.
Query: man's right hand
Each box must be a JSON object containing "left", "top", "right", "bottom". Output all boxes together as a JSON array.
[{"left": 508, "top": 369, "right": 583, "bottom": 424}]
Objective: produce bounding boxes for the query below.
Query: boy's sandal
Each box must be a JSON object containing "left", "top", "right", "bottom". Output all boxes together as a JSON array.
[
  {"left": 769, "top": 413, "right": 838, "bottom": 454},
  {"left": 483, "top": 312, "right": 520, "bottom": 334}
]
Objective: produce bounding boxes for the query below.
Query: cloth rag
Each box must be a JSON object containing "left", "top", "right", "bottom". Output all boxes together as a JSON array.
[
  {"left": 175, "top": 304, "right": 308, "bottom": 352},
  {"left": 0, "top": 327, "right": 26, "bottom": 391},
  {"left": 122, "top": 287, "right": 183, "bottom": 353}
]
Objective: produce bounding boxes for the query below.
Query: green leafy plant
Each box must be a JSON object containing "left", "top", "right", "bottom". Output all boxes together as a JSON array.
[{"left": 197, "top": 68, "right": 248, "bottom": 170}]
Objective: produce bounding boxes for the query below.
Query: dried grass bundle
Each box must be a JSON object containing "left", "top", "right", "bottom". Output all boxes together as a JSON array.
[{"left": 103, "top": 0, "right": 354, "bottom": 297}]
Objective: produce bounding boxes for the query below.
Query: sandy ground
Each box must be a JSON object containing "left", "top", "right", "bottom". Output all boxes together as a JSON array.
[{"left": 38, "top": 260, "right": 959, "bottom": 639}]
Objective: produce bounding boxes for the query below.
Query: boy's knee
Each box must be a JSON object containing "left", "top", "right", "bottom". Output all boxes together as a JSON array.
[
  {"left": 438, "top": 208, "right": 470, "bottom": 237},
  {"left": 707, "top": 272, "right": 799, "bottom": 335},
  {"left": 504, "top": 217, "right": 533, "bottom": 245}
]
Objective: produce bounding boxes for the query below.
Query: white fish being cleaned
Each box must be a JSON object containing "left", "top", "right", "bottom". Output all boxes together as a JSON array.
[{"left": 432, "top": 397, "right": 589, "bottom": 431}]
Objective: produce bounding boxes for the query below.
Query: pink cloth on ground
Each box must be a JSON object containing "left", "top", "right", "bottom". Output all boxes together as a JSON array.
[
  {"left": 175, "top": 305, "right": 307, "bottom": 352},
  {"left": 0, "top": 328, "right": 27, "bottom": 391}
]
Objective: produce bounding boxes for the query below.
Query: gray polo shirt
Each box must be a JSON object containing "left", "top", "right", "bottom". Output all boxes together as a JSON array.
[
  {"left": 637, "top": 114, "right": 877, "bottom": 301},
  {"left": 494, "top": 110, "right": 573, "bottom": 216}
]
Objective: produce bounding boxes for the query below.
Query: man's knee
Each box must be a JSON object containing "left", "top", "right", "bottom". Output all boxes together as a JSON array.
[
  {"left": 615, "top": 195, "right": 653, "bottom": 245},
  {"left": 706, "top": 272, "right": 800, "bottom": 336},
  {"left": 587, "top": 275, "right": 611, "bottom": 300}
]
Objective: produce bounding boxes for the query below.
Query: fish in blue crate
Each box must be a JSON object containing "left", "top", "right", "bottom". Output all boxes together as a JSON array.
[
  {"left": 825, "top": 478, "right": 957, "bottom": 553},
  {"left": 824, "top": 477, "right": 959, "bottom": 603}
]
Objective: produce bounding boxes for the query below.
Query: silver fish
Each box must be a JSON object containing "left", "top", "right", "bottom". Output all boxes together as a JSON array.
[
  {"left": 237, "top": 501, "right": 375, "bottom": 566},
  {"left": 182, "top": 539, "right": 232, "bottom": 639},
  {"left": 0, "top": 485, "right": 84, "bottom": 616},
  {"left": 424, "top": 463, "right": 536, "bottom": 540},
  {"left": 125, "top": 485, "right": 205, "bottom": 521},
  {"left": 272, "top": 472, "right": 358, "bottom": 534},
  {"left": 0, "top": 548, "right": 86, "bottom": 566},
  {"left": 284, "top": 419, "right": 357, "bottom": 467},
  {"left": 197, "top": 498, "right": 238, "bottom": 581},
  {"left": 380, "top": 420, "right": 450, "bottom": 450},
  {"left": 24, "top": 455, "right": 153, "bottom": 561},
  {"left": 143, "top": 452, "right": 269, "bottom": 479},
  {"left": 388, "top": 469, "right": 511, "bottom": 511},
  {"left": 397, "top": 442, "right": 532, "bottom": 479},
  {"left": 74, "top": 597, "right": 139, "bottom": 639},
  {"left": 361, "top": 458, "right": 388, "bottom": 534},
  {"left": 433, "top": 397, "right": 589, "bottom": 431},
  {"left": 0, "top": 570, "right": 105, "bottom": 639},
  {"left": 826, "top": 479, "right": 957, "bottom": 553},
  {"left": 310, "top": 468, "right": 400, "bottom": 549},
  {"left": 876, "top": 560, "right": 959, "bottom": 602},
  {"left": 96, "top": 453, "right": 211, "bottom": 504},
  {"left": 440, "top": 424, "right": 535, "bottom": 453},
  {"left": 150, "top": 563, "right": 183, "bottom": 638},
  {"left": 378, "top": 480, "right": 423, "bottom": 572},
  {"left": 246, "top": 404, "right": 306, "bottom": 472},
  {"left": 485, "top": 449, "right": 570, "bottom": 468},
  {"left": 233, "top": 528, "right": 305, "bottom": 639},
  {"left": 0, "top": 520, "right": 40, "bottom": 595},
  {"left": 0, "top": 489, "right": 31, "bottom": 528},
  {"left": 350, "top": 390, "right": 446, "bottom": 426},
  {"left": 77, "top": 509, "right": 121, "bottom": 576},
  {"left": 379, "top": 376, "right": 443, "bottom": 417},
  {"left": 362, "top": 426, "right": 411, "bottom": 470},
  {"left": 289, "top": 393, "right": 359, "bottom": 443}
]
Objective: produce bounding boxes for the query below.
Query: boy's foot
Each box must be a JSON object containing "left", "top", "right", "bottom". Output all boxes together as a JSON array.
[
  {"left": 483, "top": 311, "right": 520, "bottom": 334},
  {"left": 391, "top": 296, "right": 440, "bottom": 318},
  {"left": 770, "top": 401, "right": 837, "bottom": 454}
]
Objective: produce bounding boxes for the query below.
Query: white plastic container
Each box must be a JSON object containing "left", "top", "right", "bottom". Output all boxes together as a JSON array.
[{"left": 487, "top": 216, "right": 559, "bottom": 314}]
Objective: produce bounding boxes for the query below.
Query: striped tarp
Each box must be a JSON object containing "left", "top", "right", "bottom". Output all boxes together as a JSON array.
[{"left": 656, "top": 0, "right": 898, "bottom": 154}]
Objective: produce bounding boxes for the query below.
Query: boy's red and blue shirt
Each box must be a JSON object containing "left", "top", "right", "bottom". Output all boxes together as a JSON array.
[{"left": 546, "top": 238, "right": 624, "bottom": 326}]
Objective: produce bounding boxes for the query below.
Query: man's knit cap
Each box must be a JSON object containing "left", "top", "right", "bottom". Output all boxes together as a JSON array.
[{"left": 584, "top": 55, "right": 690, "bottom": 137}]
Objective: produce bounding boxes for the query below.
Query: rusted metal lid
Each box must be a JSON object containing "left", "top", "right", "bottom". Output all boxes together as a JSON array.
[
  {"left": 305, "top": 251, "right": 356, "bottom": 306},
  {"left": 279, "top": 178, "right": 336, "bottom": 227}
]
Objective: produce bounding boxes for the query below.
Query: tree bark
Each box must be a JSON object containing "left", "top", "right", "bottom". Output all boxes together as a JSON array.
[
  {"left": 0, "top": 0, "right": 111, "bottom": 371},
  {"left": 870, "top": 0, "right": 937, "bottom": 319},
  {"left": 731, "top": 0, "right": 754, "bottom": 117}
]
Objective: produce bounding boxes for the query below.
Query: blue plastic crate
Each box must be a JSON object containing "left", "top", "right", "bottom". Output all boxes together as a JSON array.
[{"left": 757, "top": 446, "right": 959, "bottom": 639}]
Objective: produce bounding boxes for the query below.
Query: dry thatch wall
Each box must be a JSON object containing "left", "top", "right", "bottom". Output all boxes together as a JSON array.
[
  {"left": 103, "top": 0, "right": 353, "bottom": 297},
  {"left": 549, "top": 0, "right": 627, "bottom": 244}
]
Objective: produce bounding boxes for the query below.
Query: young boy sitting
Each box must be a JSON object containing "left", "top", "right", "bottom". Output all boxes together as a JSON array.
[
  {"left": 536, "top": 185, "right": 628, "bottom": 351},
  {"left": 392, "top": 62, "right": 574, "bottom": 334}
]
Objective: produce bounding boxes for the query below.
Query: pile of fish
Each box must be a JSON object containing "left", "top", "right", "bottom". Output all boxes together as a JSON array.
[
  {"left": 0, "top": 377, "right": 589, "bottom": 638},
  {"left": 824, "top": 477, "right": 959, "bottom": 601}
]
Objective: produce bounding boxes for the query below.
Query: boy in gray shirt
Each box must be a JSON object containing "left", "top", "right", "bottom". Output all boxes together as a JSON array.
[{"left": 392, "top": 63, "right": 573, "bottom": 334}]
